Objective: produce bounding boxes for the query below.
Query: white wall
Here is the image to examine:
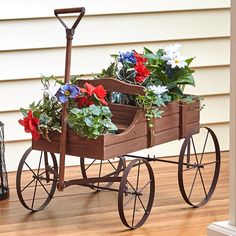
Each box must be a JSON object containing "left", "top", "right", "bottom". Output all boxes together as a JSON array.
[{"left": 0, "top": 0, "right": 230, "bottom": 171}]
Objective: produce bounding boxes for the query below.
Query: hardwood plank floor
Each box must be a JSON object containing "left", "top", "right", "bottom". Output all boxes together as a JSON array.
[{"left": 0, "top": 152, "right": 229, "bottom": 236}]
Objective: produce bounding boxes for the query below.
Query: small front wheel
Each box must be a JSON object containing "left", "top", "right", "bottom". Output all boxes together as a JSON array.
[
  {"left": 16, "top": 147, "right": 58, "bottom": 212},
  {"left": 118, "top": 159, "right": 155, "bottom": 229}
]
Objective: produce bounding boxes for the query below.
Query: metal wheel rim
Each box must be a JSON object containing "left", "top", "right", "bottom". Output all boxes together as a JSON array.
[
  {"left": 118, "top": 158, "right": 155, "bottom": 229},
  {"left": 16, "top": 147, "right": 58, "bottom": 212},
  {"left": 178, "top": 126, "right": 221, "bottom": 207}
]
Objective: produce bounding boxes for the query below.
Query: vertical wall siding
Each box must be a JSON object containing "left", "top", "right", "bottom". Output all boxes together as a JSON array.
[{"left": 0, "top": 1, "right": 230, "bottom": 171}]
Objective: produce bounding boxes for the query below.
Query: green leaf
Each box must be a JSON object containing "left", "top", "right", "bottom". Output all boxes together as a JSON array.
[
  {"left": 89, "top": 105, "right": 101, "bottom": 116},
  {"left": 39, "top": 113, "right": 52, "bottom": 125},
  {"left": 185, "top": 57, "right": 195, "bottom": 65},
  {"left": 177, "top": 74, "right": 195, "bottom": 87},
  {"left": 143, "top": 47, "right": 154, "bottom": 54},
  {"left": 84, "top": 116, "right": 94, "bottom": 127},
  {"left": 70, "top": 108, "right": 80, "bottom": 115},
  {"left": 20, "top": 108, "right": 28, "bottom": 117}
]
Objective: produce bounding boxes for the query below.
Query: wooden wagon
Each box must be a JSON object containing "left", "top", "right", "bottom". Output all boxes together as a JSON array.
[{"left": 16, "top": 8, "right": 221, "bottom": 230}]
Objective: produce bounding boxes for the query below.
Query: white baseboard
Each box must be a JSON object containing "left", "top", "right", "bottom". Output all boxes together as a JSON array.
[{"left": 208, "top": 221, "right": 236, "bottom": 236}]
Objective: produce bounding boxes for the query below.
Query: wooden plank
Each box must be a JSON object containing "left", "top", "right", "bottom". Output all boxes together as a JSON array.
[
  {"left": 0, "top": 38, "right": 230, "bottom": 81},
  {"left": 0, "top": 9, "right": 229, "bottom": 51},
  {"left": 0, "top": 152, "right": 228, "bottom": 236},
  {"left": 0, "top": 0, "right": 230, "bottom": 20}
]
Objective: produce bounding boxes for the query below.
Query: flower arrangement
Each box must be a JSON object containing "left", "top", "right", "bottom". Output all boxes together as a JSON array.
[
  {"left": 19, "top": 77, "right": 117, "bottom": 140},
  {"left": 97, "top": 43, "right": 196, "bottom": 123},
  {"left": 19, "top": 44, "right": 198, "bottom": 140}
]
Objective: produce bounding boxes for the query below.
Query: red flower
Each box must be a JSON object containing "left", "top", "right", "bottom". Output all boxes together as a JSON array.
[
  {"left": 135, "top": 63, "right": 150, "bottom": 84},
  {"left": 93, "top": 85, "right": 107, "bottom": 105},
  {"left": 18, "top": 110, "right": 40, "bottom": 140},
  {"left": 134, "top": 51, "right": 147, "bottom": 64},
  {"left": 75, "top": 96, "right": 94, "bottom": 108},
  {"left": 80, "top": 82, "right": 95, "bottom": 96}
]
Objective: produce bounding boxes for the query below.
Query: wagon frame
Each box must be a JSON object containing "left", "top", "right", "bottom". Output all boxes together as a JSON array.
[{"left": 16, "top": 8, "right": 221, "bottom": 230}]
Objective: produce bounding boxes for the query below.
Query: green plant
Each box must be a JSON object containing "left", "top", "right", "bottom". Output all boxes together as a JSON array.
[
  {"left": 67, "top": 105, "right": 118, "bottom": 139},
  {"left": 136, "top": 85, "right": 171, "bottom": 127}
]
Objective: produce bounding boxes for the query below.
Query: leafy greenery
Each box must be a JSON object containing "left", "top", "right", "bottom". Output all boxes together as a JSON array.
[
  {"left": 143, "top": 47, "right": 195, "bottom": 100},
  {"left": 67, "top": 105, "right": 118, "bottom": 139},
  {"left": 136, "top": 88, "right": 171, "bottom": 127}
]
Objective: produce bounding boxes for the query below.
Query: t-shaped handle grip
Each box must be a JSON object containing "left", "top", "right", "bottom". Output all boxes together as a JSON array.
[{"left": 54, "top": 7, "right": 85, "bottom": 34}]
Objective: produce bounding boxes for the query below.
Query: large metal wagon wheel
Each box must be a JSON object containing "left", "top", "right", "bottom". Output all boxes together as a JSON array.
[
  {"left": 118, "top": 158, "right": 155, "bottom": 229},
  {"left": 178, "top": 126, "right": 221, "bottom": 207},
  {"left": 80, "top": 157, "right": 124, "bottom": 190},
  {"left": 16, "top": 147, "right": 58, "bottom": 212}
]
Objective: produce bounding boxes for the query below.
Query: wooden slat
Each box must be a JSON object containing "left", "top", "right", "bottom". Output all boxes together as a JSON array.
[
  {"left": 0, "top": 66, "right": 229, "bottom": 112},
  {"left": 0, "top": 0, "right": 230, "bottom": 20},
  {"left": 0, "top": 9, "right": 229, "bottom": 51},
  {"left": 0, "top": 152, "right": 229, "bottom": 236},
  {"left": 0, "top": 38, "right": 230, "bottom": 81}
]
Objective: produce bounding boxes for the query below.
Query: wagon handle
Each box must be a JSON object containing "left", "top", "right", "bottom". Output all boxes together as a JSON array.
[
  {"left": 54, "top": 7, "right": 85, "bottom": 191},
  {"left": 54, "top": 7, "right": 85, "bottom": 37}
]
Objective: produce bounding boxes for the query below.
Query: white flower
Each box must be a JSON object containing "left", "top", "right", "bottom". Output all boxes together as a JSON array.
[
  {"left": 117, "top": 62, "right": 123, "bottom": 71},
  {"left": 148, "top": 85, "right": 168, "bottom": 97},
  {"left": 165, "top": 43, "right": 181, "bottom": 55},
  {"left": 161, "top": 43, "right": 181, "bottom": 61},
  {"left": 166, "top": 54, "right": 187, "bottom": 69},
  {"left": 44, "top": 83, "right": 61, "bottom": 99}
]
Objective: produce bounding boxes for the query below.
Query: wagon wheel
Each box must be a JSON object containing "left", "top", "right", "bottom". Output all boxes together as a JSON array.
[
  {"left": 118, "top": 159, "right": 155, "bottom": 229},
  {"left": 16, "top": 147, "right": 58, "bottom": 212},
  {"left": 80, "top": 157, "right": 124, "bottom": 190},
  {"left": 178, "top": 126, "right": 221, "bottom": 207}
]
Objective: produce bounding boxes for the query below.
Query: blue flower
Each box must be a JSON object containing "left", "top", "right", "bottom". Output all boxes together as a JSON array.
[
  {"left": 56, "top": 83, "right": 80, "bottom": 103},
  {"left": 118, "top": 51, "right": 136, "bottom": 64}
]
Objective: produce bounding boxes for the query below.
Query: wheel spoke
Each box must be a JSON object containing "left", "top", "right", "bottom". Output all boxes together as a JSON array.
[
  {"left": 85, "top": 159, "right": 96, "bottom": 171},
  {"left": 37, "top": 178, "right": 52, "bottom": 198},
  {"left": 31, "top": 179, "right": 39, "bottom": 210},
  {"left": 191, "top": 137, "right": 208, "bottom": 198},
  {"left": 200, "top": 131, "right": 210, "bottom": 164},
  {"left": 108, "top": 159, "right": 118, "bottom": 172},
  {"left": 31, "top": 152, "right": 43, "bottom": 209},
  {"left": 131, "top": 160, "right": 141, "bottom": 228},
  {"left": 21, "top": 179, "right": 35, "bottom": 193},
  {"left": 188, "top": 168, "right": 198, "bottom": 200},
  {"left": 139, "top": 180, "right": 152, "bottom": 194},
  {"left": 204, "top": 161, "right": 218, "bottom": 166}
]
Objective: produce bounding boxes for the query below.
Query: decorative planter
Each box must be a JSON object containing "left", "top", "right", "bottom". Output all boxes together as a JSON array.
[{"left": 32, "top": 100, "right": 200, "bottom": 160}]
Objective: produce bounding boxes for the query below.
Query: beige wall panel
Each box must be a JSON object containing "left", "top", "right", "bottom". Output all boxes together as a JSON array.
[
  {"left": 0, "top": 66, "right": 229, "bottom": 112},
  {"left": 200, "top": 95, "right": 229, "bottom": 124},
  {"left": 0, "top": 9, "right": 230, "bottom": 51},
  {"left": 0, "top": 38, "right": 230, "bottom": 81},
  {"left": 0, "top": 79, "right": 42, "bottom": 112},
  {"left": 185, "top": 66, "right": 230, "bottom": 95},
  {"left": 0, "top": 0, "right": 229, "bottom": 20},
  {"left": 1, "top": 94, "right": 229, "bottom": 142}
]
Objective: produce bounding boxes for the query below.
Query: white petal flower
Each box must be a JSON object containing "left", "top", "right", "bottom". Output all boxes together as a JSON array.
[
  {"left": 161, "top": 44, "right": 181, "bottom": 61},
  {"left": 167, "top": 55, "right": 187, "bottom": 69},
  {"left": 44, "top": 83, "right": 61, "bottom": 99},
  {"left": 148, "top": 85, "right": 168, "bottom": 97},
  {"left": 164, "top": 43, "right": 181, "bottom": 55},
  {"left": 117, "top": 62, "right": 123, "bottom": 71}
]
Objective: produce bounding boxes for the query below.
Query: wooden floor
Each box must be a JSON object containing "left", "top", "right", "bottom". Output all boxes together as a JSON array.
[{"left": 0, "top": 152, "right": 229, "bottom": 236}]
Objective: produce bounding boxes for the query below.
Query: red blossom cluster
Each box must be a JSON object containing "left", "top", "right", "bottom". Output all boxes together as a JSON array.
[
  {"left": 18, "top": 110, "right": 40, "bottom": 140},
  {"left": 76, "top": 82, "right": 107, "bottom": 108},
  {"left": 134, "top": 51, "right": 150, "bottom": 84}
]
